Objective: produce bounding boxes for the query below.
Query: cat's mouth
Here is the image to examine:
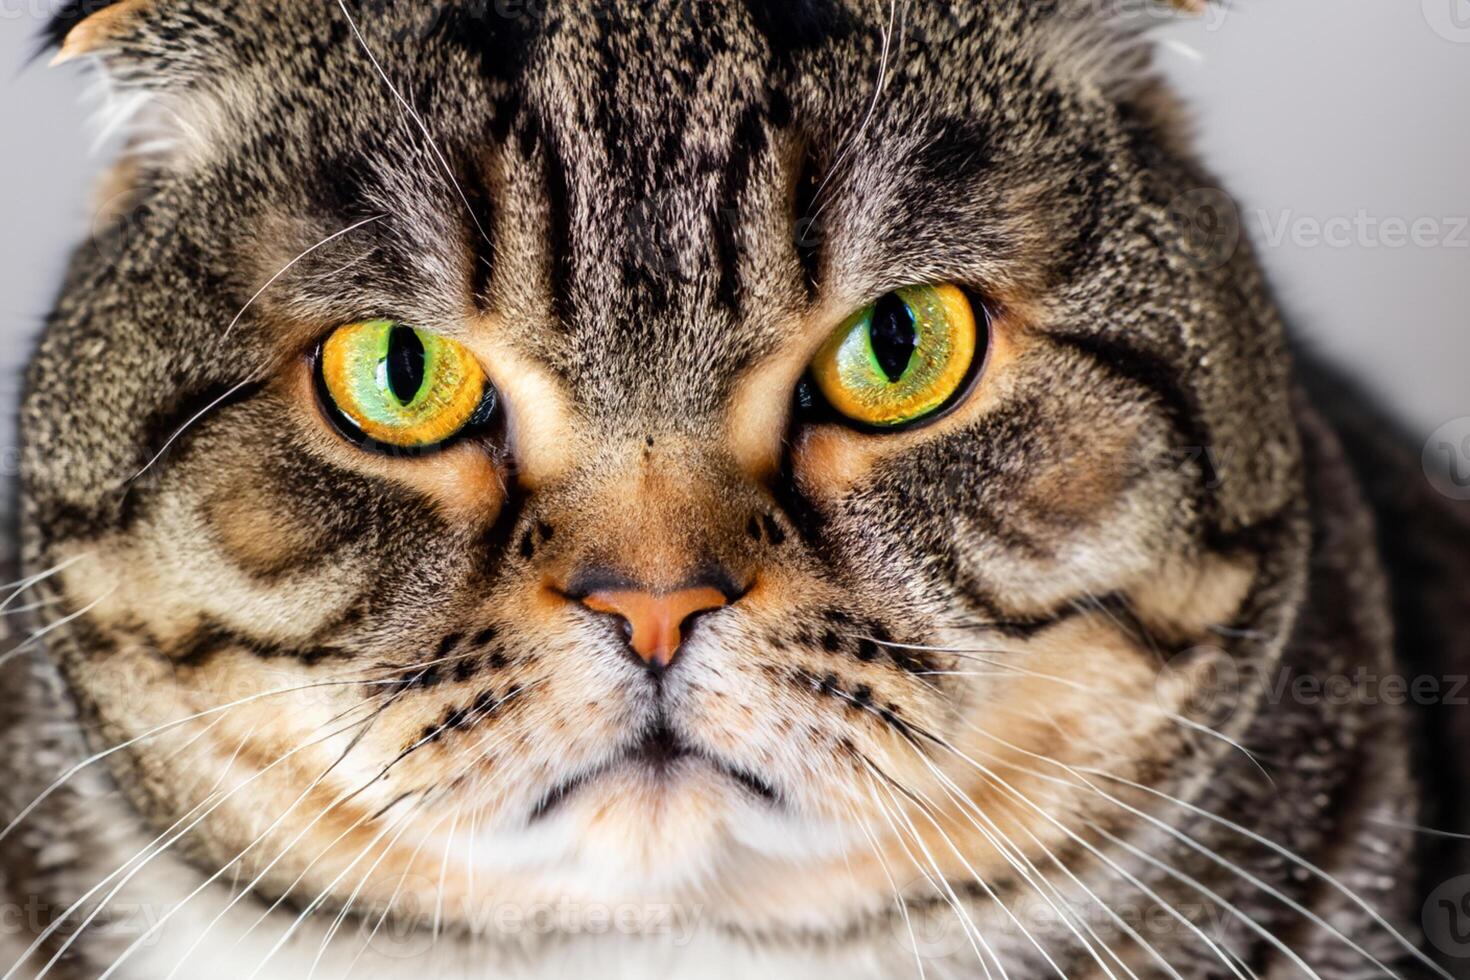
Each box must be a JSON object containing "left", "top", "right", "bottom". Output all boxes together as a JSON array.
[{"left": 526, "top": 723, "right": 779, "bottom": 824}]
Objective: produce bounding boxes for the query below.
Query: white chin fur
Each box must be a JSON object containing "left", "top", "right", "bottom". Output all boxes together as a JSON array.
[{"left": 434, "top": 760, "right": 860, "bottom": 900}]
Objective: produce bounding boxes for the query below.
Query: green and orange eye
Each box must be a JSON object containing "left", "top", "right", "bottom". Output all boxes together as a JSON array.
[
  {"left": 315, "top": 320, "right": 495, "bottom": 452},
  {"left": 809, "top": 284, "right": 983, "bottom": 429}
]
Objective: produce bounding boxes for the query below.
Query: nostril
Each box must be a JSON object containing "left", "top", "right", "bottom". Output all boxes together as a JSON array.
[
  {"left": 697, "top": 565, "right": 749, "bottom": 605},
  {"left": 576, "top": 585, "right": 731, "bottom": 672},
  {"left": 677, "top": 604, "right": 719, "bottom": 641}
]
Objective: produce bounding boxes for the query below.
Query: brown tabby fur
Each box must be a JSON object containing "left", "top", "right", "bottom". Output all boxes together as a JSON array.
[{"left": 2, "top": 1, "right": 1467, "bottom": 977}]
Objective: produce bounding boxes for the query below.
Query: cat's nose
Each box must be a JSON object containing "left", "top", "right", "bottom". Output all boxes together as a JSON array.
[{"left": 572, "top": 579, "right": 735, "bottom": 672}]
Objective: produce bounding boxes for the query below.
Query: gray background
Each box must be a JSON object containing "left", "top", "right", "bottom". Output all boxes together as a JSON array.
[{"left": 1, "top": 0, "right": 1466, "bottom": 444}]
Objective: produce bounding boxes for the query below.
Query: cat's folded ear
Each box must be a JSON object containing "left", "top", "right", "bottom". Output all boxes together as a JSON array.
[
  {"left": 44, "top": 0, "right": 234, "bottom": 84},
  {"left": 47, "top": 0, "right": 141, "bottom": 64},
  {"left": 43, "top": 1, "right": 235, "bottom": 205},
  {"left": 43, "top": 0, "right": 192, "bottom": 69}
]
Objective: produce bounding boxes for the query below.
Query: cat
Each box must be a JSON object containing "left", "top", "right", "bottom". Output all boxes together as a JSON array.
[{"left": 3, "top": 1, "right": 1468, "bottom": 977}]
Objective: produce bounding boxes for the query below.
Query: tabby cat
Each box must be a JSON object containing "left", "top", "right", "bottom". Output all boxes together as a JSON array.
[{"left": 4, "top": 1, "right": 1468, "bottom": 977}]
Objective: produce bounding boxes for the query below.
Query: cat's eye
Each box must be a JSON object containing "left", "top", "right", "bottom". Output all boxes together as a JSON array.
[
  {"left": 315, "top": 320, "right": 495, "bottom": 451},
  {"left": 809, "top": 283, "right": 981, "bottom": 429}
]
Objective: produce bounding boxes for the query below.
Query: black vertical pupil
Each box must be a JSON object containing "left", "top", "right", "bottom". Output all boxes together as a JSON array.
[
  {"left": 385, "top": 326, "right": 426, "bottom": 405},
  {"left": 869, "top": 293, "right": 918, "bottom": 383}
]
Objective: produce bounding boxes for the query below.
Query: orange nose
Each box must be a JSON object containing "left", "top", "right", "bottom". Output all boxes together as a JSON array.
[{"left": 579, "top": 587, "right": 730, "bottom": 669}]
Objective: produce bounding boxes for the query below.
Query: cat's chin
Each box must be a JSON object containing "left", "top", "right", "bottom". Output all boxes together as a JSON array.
[{"left": 452, "top": 756, "right": 861, "bottom": 899}]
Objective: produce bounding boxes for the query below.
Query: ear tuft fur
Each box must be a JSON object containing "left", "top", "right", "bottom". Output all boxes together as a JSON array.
[{"left": 1035, "top": 0, "right": 1219, "bottom": 106}]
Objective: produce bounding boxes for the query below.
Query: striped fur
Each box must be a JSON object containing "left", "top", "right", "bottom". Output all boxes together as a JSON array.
[{"left": 3, "top": 2, "right": 1465, "bottom": 977}]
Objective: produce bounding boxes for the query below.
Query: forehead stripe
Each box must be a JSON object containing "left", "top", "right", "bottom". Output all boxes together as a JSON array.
[
  {"left": 713, "top": 99, "right": 776, "bottom": 315},
  {"left": 537, "top": 116, "right": 577, "bottom": 330}
]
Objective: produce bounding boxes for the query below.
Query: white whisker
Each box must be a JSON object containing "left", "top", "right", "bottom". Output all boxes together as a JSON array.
[
  {"left": 219, "top": 212, "right": 388, "bottom": 342},
  {"left": 0, "top": 586, "right": 116, "bottom": 668},
  {"left": 0, "top": 554, "right": 90, "bottom": 615},
  {"left": 864, "top": 768, "right": 1004, "bottom": 979},
  {"left": 0, "top": 676, "right": 399, "bottom": 845},
  {"left": 333, "top": 1, "right": 493, "bottom": 251},
  {"left": 95, "top": 707, "right": 388, "bottom": 979}
]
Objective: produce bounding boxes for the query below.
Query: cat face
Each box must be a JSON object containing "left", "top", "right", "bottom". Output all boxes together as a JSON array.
[{"left": 22, "top": 0, "right": 1302, "bottom": 942}]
